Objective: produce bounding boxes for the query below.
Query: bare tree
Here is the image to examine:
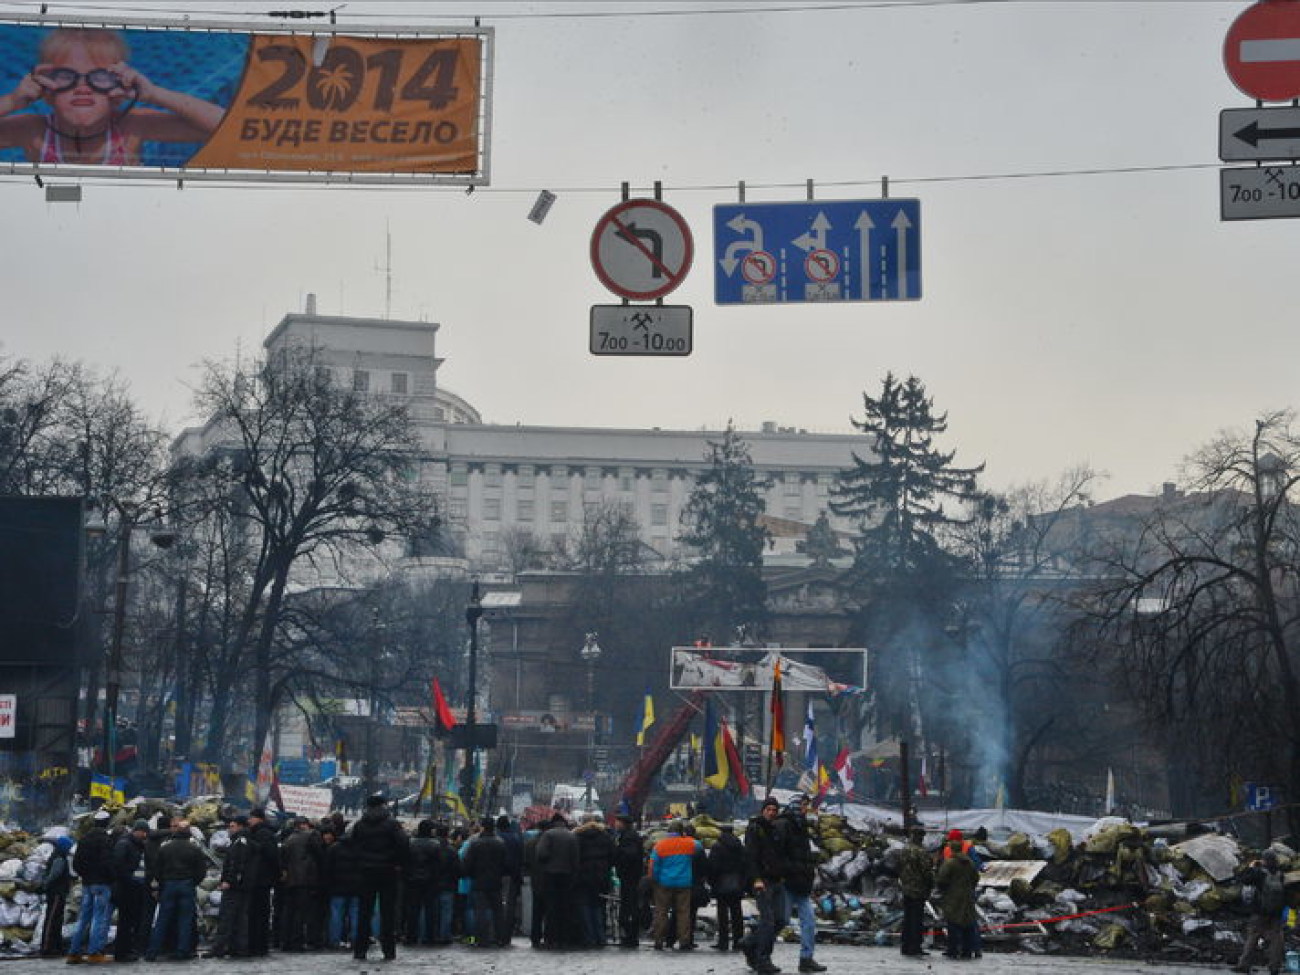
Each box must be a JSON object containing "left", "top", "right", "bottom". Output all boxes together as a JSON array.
[
  {"left": 176, "top": 344, "right": 437, "bottom": 777},
  {"left": 1076, "top": 412, "right": 1300, "bottom": 827}
]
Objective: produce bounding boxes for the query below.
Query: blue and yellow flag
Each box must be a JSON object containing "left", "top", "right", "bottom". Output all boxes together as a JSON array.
[
  {"left": 89, "top": 773, "right": 125, "bottom": 805},
  {"left": 704, "top": 700, "right": 729, "bottom": 790},
  {"left": 636, "top": 688, "right": 655, "bottom": 746}
]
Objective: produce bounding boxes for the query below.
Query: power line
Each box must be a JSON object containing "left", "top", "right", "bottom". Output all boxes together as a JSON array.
[
  {"left": 0, "top": 159, "right": 1224, "bottom": 195},
  {"left": 0, "top": 0, "right": 1241, "bottom": 25}
]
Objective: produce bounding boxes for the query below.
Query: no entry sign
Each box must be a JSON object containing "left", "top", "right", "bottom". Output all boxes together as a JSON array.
[{"left": 1225, "top": 0, "right": 1300, "bottom": 102}]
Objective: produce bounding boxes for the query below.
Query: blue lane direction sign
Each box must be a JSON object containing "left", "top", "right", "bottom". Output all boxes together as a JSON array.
[
  {"left": 589, "top": 305, "right": 692, "bottom": 356},
  {"left": 1220, "top": 106, "right": 1300, "bottom": 161},
  {"left": 713, "top": 198, "right": 921, "bottom": 305}
]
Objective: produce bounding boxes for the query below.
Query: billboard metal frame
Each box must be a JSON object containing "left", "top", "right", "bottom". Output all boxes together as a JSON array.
[
  {"left": 0, "top": 13, "right": 494, "bottom": 186},
  {"left": 669, "top": 646, "right": 868, "bottom": 693}
]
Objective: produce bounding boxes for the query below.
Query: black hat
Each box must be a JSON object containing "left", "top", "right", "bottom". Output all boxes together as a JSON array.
[
  {"left": 131, "top": 819, "right": 150, "bottom": 832},
  {"left": 365, "top": 793, "right": 388, "bottom": 807},
  {"left": 249, "top": 807, "right": 266, "bottom": 819}
]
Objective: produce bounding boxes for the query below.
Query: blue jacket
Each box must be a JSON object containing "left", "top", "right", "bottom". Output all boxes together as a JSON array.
[{"left": 651, "top": 833, "right": 701, "bottom": 889}]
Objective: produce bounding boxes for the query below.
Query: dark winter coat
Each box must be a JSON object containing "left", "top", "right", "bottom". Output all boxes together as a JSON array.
[
  {"left": 430, "top": 839, "right": 461, "bottom": 893},
  {"left": 221, "top": 832, "right": 255, "bottom": 890},
  {"left": 43, "top": 843, "right": 72, "bottom": 896},
  {"left": 246, "top": 821, "right": 281, "bottom": 888},
  {"left": 406, "top": 836, "right": 438, "bottom": 886},
  {"left": 323, "top": 836, "right": 361, "bottom": 897},
  {"left": 935, "top": 850, "right": 980, "bottom": 927},
  {"left": 281, "top": 828, "right": 324, "bottom": 887},
  {"left": 72, "top": 826, "right": 116, "bottom": 886},
  {"left": 777, "top": 811, "right": 816, "bottom": 896},
  {"left": 534, "top": 822, "right": 580, "bottom": 876},
  {"left": 461, "top": 832, "right": 508, "bottom": 892},
  {"left": 706, "top": 831, "right": 748, "bottom": 897},
  {"left": 156, "top": 834, "right": 208, "bottom": 885},
  {"left": 110, "top": 832, "right": 146, "bottom": 885},
  {"left": 574, "top": 821, "right": 616, "bottom": 894},
  {"left": 349, "top": 806, "right": 409, "bottom": 873},
  {"left": 744, "top": 814, "right": 787, "bottom": 884},
  {"left": 612, "top": 824, "right": 645, "bottom": 882}
]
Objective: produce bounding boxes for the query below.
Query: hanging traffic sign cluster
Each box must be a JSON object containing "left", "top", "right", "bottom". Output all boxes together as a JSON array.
[{"left": 1220, "top": 0, "right": 1300, "bottom": 220}]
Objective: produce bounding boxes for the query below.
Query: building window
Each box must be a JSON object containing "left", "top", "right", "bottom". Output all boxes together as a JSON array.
[
  {"left": 484, "top": 497, "right": 502, "bottom": 521},
  {"left": 352, "top": 369, "right": 370, "bottom": 392},
  {"left": 785, "top": 474, "right": 801, "bottom": 495},
  {"left": 584, "top": 468, "right": 602, "bottom": 491},
  {"left": 485, "top": 465, "right": 503, "bottom": 488},
  {"left": 518, "top": 466, "right": 536, "bottom": 487},
  {"left": 391, "top": 372, "right": 408, "bottom": 394},
  {"left": 482, "top": 532, "right": 500, "bottom": 558},
  {"left": 518, "top": 499, "right": 534, "bottom": 522},
  {"left": 448, "top": 500, "right": 467, "bottom": 520},
  {"left": 651, "top": 468, "right": 668, "bottom": 492},
  {"left": 449, "top": 467, "right": 469, "bottom": 487},
  {"left": 551, "top": 501, "right": 568, "bottom": 523},
  {"left": 651, "top": 504, "right": 669, "bottom": 527}
]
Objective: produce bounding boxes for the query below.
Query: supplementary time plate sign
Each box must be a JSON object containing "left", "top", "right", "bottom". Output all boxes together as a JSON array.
[
  {"left": 589, "top": 305, "right": 692, "bottom": 356},
  {"left": 1220, "top": 163, "right": 1300, "bottom": 219},
  {"left": 590, "top": 199, "right": 694, "bottom": 301}
]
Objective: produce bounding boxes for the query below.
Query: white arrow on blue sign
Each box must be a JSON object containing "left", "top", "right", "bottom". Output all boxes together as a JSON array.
[{"left": 713, "top": 198, "right": 921, "bottom": 305}]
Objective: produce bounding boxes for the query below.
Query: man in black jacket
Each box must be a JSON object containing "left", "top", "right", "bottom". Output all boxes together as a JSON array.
[
  {"left": 207, "top": 816, "right": 253, "bottom": 958},
  {"left": 144, "top": 820, "right": 208, "bottom": 962},
  {"left": 68, "top": 809, "right": 116, "bottom": 963},
  {"left": 497, "top": 815, "right": 524, "bottom": 945},
  {"left": 462, "top": 817, "right": 509, "bottom": 947},
  {"left": 280, "top": 817, "right": 324, "bottom": 951},
  {"left": 39, "top": 835, "right": 74, "bottom": 957},
  {"left": 612, "top": 813, "right": 644, "bottom": 948},
  {"left": 349, "top": 794, "right": 410, "bottom": 961},
  {"left": 403, "top": 820, "right": 438, "bottom": 945},
  {"left": 110, "top": 820, "right": 151, "bottom": 962},
  {"left": 245, "top": 808, "right": 280, "bottom": 957},
  {"left": 777, "top": 796, "right": 825, "bottom": 974},
  {"left": 742, "top": 797, "right": 786, "bottom": 975},
  {"left": 708, "top": 822, "right": 747, "bottom": 952},
  {"left": 574, "top": 813, "right": 616, "bottom": 947}
]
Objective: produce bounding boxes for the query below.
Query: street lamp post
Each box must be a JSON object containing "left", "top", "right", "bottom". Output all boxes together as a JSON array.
[
  {"left": 460, "top": 580, "right": 483, "bottom": 808},
  {"left": 98, "top": 504, "right": 174, "bottom": 784},
  {"left": 579, "top": 632, "right": 602, "bottom": 809},
  {"left": 365, "top": 607, "right": 385, "bottom": 798}
]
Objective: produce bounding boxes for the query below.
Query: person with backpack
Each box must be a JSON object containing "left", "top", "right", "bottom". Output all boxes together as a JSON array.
[{"left": 1233, "top": 850, "right": 1288, "bottom": 975}]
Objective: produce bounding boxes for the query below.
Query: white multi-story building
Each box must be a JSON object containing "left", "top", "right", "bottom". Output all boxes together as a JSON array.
[{"left": 174, "top": 304, "right": 864, "bottom": 569}]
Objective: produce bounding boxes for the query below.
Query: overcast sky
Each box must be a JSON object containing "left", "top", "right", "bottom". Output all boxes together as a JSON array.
[{"left": 0, "top": 0, "right": 1285, "bottom": 501}]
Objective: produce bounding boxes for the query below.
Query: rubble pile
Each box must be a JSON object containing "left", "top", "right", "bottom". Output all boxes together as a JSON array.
[
  {"left": 0, "top": 798, "right": 229, "bottom": 958},
  {"left": 639, "top": 810, "right": 1297, "bottom": 962}
]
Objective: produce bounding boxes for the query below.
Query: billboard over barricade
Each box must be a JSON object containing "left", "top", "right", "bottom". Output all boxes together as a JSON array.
[
  {"left": 0, "top": 15, "right": 492, "bottom": 184},
  {"left": 670, "top": 648, "right": 866, "bottom": 693}
]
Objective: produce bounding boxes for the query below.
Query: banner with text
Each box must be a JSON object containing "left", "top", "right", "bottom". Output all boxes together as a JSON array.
[{"left": 0, "top": 20, "right": 489, "bottom": 182}]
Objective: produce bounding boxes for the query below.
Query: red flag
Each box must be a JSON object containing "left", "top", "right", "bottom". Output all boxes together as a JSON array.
[
  {"left": 769, "top": 657, "right": 785, "bottom": 768},
  {"left": 832, "top": 747, "right": 854, "bottom": 795},
  {"left": 432, "top": 678, "right": 457, "bottom": 732},
  {"left": 721, "top": 719, "right": 750, "bottom": 796}
]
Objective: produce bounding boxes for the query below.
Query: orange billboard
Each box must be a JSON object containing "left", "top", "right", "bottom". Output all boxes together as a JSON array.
[{"left": 0, "top": 19, "right": 491, "bottom": 184}]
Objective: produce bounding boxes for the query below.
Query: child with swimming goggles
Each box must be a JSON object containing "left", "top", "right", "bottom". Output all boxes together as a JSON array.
[{"left": 0, "top": 27, "right": 224, "bottom": 165}]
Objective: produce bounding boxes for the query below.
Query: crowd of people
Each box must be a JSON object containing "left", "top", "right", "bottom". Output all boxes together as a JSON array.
[{"left": 31, "top": 790, "right": 851, "bottom": 970}]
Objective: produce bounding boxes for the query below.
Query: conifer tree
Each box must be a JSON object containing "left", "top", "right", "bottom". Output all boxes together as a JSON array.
[{"left": 678, "top": 421, "right": 771, "bottom": 642}]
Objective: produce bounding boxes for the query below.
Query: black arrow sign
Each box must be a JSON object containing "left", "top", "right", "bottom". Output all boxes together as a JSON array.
[
  {"left": 615, "top": 221, "right": 665, "bottom": 278},
  {"left": 1235, "top": 120, "right": 1300, "bottom": 147}
]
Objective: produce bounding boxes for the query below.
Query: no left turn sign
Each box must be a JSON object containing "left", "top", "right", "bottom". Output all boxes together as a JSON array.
[{"left": 590, "top": 199, "right": 694, "bottom": 300}]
